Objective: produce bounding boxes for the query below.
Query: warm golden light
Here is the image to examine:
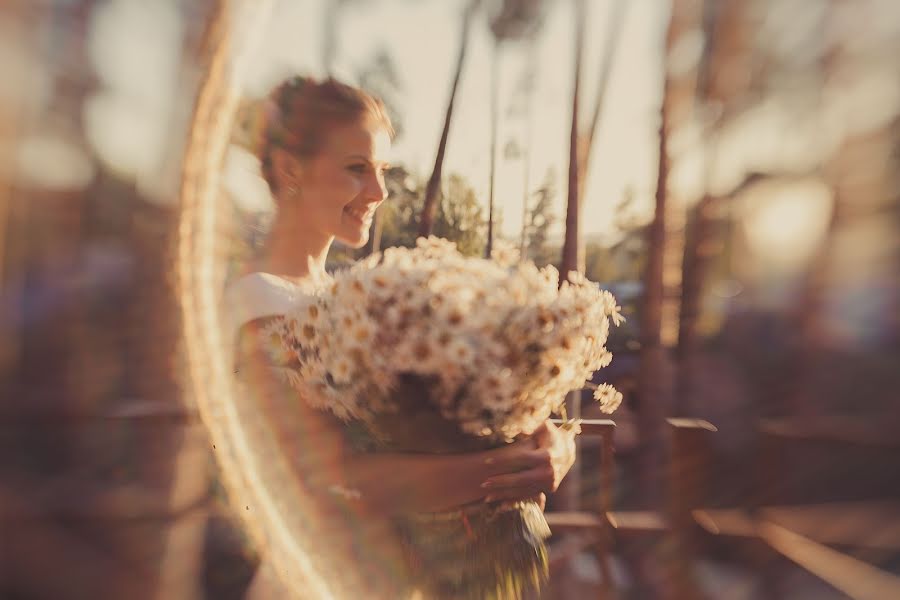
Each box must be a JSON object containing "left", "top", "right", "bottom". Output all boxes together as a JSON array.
[
  {"left": 177, "top": 2, "right": 351, "bottom": 598},
  {"left": 740, "top": 178, "right": 833, "bottom": 272},
  {"left": 4, "top": 0, "right": 897, "bottom": 597}
]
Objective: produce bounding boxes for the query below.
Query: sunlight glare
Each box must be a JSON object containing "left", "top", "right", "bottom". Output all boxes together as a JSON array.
[{"left": 741, "top": 178, "right": 833, "bottom": 272}]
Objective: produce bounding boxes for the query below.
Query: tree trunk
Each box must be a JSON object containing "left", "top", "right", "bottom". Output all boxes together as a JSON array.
[
  {"left": 486, "top": 41, "right": 499, "bottom": 258},
  {"left": 638, "top": 82, "right": 670, "bottom": 497},
  {"left": 560, "top": 0, "right": 586, "bottom": 278},
  {"left": 675, "top": 193, "right": 718, "bottom": 413},
  {"left": 577, "top": 0, "right": 627, "bottom": 201},
  {"left": 675, "top": 0, "right": 721, "bottom": 415},
  {"left": 419, "top": 0, "right": 479, "bottom": 238},
  {"left": 555, "top": 9, "right": 586, "bottom": 597},
  {"left": 519, "top": 61, "right": 534, "bottom": 259},
  {"left": 637, "top": 0, "right": 688, "bottom": 502}
]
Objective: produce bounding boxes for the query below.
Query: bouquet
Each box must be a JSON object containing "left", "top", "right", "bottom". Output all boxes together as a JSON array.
[{"left": 263, "top": 237, "right": 623, "bottom": 598}]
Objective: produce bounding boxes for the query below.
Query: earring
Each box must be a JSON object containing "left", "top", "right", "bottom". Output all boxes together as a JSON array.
[{"left": 286, "top": 185, "right": 299, "bottom": 197}]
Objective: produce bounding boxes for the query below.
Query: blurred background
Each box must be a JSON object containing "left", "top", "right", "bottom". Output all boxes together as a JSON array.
[{"left": 1, "top": 0, "right": 898, "bottom": 598}]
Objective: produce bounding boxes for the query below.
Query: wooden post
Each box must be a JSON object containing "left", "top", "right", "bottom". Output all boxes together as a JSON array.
[
  {"left": 556, "top": 10, "right": 586, "bottom": 591},
  {"left": 666, "top": 418, "right": 717, "bottom": 600},
  {"left": 547, "top": 418, "right": 616, "bottom": 596},
  {"left": 588, "top": 419, "right": 617, "bottom": 596}
]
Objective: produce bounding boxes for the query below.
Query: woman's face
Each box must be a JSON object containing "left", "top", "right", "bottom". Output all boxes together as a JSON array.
[{"left": 293, "top": 118, "right": 391, "bottom": 249}]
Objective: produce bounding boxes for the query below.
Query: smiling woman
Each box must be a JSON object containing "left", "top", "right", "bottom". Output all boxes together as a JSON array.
[
  {"left": 214, "top": 71, "right": 579, "bottom": 599},
  {"left": 176, "top": 49, "right": 580, "bottom": 595},
  {"left": 255, "top": 77, "right": 395, "bottom": 259},
  {"left": 176, "top": 8, "right": 415, "bottom": 595}
]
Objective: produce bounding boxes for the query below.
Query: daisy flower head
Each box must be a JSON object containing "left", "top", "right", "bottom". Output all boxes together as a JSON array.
[
  {"left": 329, "top": 356, "right": 354, "bottom": 386},
  {"left": 592, "top": 383, "right": 623, "bottom": 414},
  {"left": 268, "top": 235, "right": 624, "bottom": 440}
]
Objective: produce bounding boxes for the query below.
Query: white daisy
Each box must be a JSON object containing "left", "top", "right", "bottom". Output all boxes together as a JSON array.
[{"left": 592, "top": 383, "right": 623, "bottom": 414}]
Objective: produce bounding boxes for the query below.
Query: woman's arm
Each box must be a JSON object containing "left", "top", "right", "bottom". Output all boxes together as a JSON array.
[
  {"left": 343, "top": 434, "right": 574, "bottom": 515},
  {"left": 239, "top": 320, "right": 576, "bottom": 515},
  {"left": 308, "top": 422, "right": 575, "bottom": 515},
  {"left": 477, "top": 420, "right": 577, "bottom": 503}
]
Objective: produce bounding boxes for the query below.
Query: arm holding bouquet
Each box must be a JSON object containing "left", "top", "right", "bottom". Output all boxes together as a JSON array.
[
  {"left": 239, "top": 318, "right": 576, "bottom": 516},
  {"left": 261, "top": 237, "right": 622, "bottom": 598}
]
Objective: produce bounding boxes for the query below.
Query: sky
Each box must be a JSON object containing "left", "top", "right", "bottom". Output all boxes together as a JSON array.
[
  {"left": 233, "top": 0, "right": 669, "bottom": 242},
  {"left": 9, "top": 0, "right": 665, "bottom": 243},
  {"left": 7, "top": 0, "right": 897, "bottom": 345},
  {"left": 29, "top": 0, "right": 894, "bottom": 259}
]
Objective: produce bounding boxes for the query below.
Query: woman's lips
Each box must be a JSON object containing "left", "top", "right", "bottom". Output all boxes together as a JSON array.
[{"left": 344, "top": 205, "right": 375, "bottom": 226}]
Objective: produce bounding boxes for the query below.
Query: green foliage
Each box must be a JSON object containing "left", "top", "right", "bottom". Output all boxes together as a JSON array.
[
  {"left": 375, "top": 167, "right": 487, "bottom": 257},
  {"left": 433, "top": 174, "right": 489, "bottom": 257},
  {"left": 374, "top": 165, "right": 421, "bottom": 250},
  {"left": 584, "top": 228, "right": 648, "bottom": 284},
  {"left": 584, "top": 243, "right": 615, "bottom": 283},
  {"left": 522, "top": 169, "right": 557, "bottom": 267},
  {"left": 579, "top": 186, "right": 651, "bottom": 283}
]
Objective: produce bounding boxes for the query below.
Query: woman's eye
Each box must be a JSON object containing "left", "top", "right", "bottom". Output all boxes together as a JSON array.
[{"left": 347, "top": 164, "right": 368, "bottom": 174}]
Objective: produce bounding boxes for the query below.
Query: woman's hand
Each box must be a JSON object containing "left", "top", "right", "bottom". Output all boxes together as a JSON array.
[{"left": 479, "top": 420, "right": 577, "bottom": 503}]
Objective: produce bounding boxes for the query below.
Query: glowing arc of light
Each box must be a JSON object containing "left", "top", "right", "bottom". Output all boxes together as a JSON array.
[{"left": 175, "top": 2, "right": 336, "bottom": 598}]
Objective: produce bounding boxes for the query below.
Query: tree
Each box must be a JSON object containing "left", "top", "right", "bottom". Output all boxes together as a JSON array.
[
  {"left": 552, "top": 0, "right": 587, "bottom": 543},
  {"left": 516, "top": 50, "right": 537, "bottom": 257},
  {"left": 433, "top": 174, "right": 488, "bottom": 257},
  {"left": 522, "top": 169, "right": 557, "bottom": 266},
  {"left": 636, "top": 0, "right": 679, "bottom": 505},
  {"left": 560, "top": 0, "right": 627, "bottom": 278},
  {"left": 373, "top": 165, "right": 422, "bottom": 251},
  {"left": 419, "top": 0, "right": 481, "bottom": 237},
  {"left": 486, "top": 28, "right": 499, "bottom": 257},
  {"left": 379, "top": 167, "right": 487, "bottom": 257},
  {"left": 675, "top": 0, "right": 730, "bottom": 414},
  {"left": 560, "top": 0, "right": 586, "bottom": 278},
  {"left": 486, "top": 0, "right": 547, "bottom": 258},
  {"left": 577, "top": 0, "right": 627, "bottom": 202}
]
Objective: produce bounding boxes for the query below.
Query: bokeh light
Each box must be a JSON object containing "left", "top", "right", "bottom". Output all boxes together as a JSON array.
[{"left": 741, "top": 178, "right": 833, "bottom": 272}]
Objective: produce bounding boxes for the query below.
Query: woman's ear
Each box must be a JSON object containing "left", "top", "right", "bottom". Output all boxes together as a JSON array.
[{"left": 270, "top": 148, "right": 303, "bottom": 192}]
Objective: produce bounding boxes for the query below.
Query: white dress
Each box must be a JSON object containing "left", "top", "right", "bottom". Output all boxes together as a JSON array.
[
  {"left": 223, "top": 272, "right": 317, "bottom": 343},
  {"left": 222, "top": 272, "right": 312, "bottom": 600},
  {"left": 221, "top": 272, "right": 417, "bottom": 600}
]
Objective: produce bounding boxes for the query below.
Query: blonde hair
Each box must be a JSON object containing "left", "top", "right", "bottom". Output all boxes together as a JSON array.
[{"left": 257, "top": 76, "right": 394, "bottom": 193}]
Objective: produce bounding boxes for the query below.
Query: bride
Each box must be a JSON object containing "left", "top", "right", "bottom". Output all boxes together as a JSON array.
[{"left": 224, "top": 75, "right": 576, "bottom": 598}]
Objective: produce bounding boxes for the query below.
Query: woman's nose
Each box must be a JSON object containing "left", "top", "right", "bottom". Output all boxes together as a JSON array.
[{"left": 364, "top": 171, "right": 387, "bottom": 203}]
